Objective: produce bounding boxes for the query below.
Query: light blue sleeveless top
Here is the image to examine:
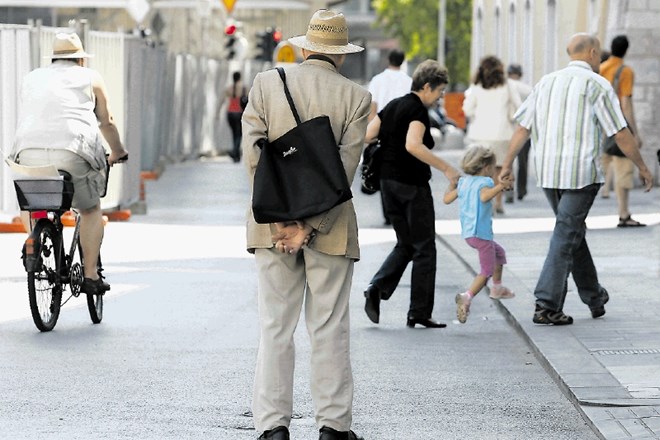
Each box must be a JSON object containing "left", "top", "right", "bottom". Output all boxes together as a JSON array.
[{"left": 458, "top": 175, "right": 494, "bottom": 240}]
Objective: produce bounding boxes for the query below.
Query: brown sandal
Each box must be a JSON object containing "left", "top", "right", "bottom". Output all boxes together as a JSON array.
[
  {"left": 533, "top": 306, "right": 573, "bottom": 325},
  {"left": 617, "top": 216, "right": 646, "bottom": 228}
]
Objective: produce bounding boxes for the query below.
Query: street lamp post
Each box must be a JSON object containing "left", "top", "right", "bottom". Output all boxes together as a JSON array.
[{"left": 437, "top": 0, "right": 446, "bottom": 66}]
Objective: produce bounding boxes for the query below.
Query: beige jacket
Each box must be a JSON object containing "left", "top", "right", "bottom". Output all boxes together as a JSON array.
[{"left": 242, "top": 58, "right": 371, "bottom": 260}]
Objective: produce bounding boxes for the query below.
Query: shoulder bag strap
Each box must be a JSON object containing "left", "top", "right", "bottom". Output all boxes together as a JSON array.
[
  {"left": 276, "top": 67, "right": 302, "bottom": 126},
  {"left": 611, "top": 64, "right": 625, "bottom": 95}
]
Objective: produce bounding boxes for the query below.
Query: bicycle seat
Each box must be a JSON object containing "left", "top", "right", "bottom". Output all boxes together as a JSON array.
[{"left": 58, "top": 170, "right": 73, "bottom": 181}]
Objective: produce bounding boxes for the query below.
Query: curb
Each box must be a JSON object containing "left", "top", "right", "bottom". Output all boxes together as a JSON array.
[
  {"left": 103, "top": 209, "right": 131, "bottom": 222},
  {"left": 0, "top": 217, "right": 26, "bottom": 233},
  {"left": 140, "top": 170, "right": 161, "bottom": 181}
]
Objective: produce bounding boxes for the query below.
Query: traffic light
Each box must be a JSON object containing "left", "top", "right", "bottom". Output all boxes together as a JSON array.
[
  {"left": 225, "top": 24, "right": 237, "bottom": 60},
  {"left": 255, "top": 27, "right": 282, "bottom": 62}
]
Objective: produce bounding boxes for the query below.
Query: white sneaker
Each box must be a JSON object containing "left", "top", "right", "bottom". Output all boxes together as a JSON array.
[
  {"left": 455, "top": 292, "right": 471, "bottom": 324},
  {"left": 489, "top": 285, "right": 515, "bottom": 299}
]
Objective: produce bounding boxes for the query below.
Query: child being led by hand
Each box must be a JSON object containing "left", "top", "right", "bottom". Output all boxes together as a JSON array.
[{"left": 444, "top": 145, "right": 515, "bottom": 324}]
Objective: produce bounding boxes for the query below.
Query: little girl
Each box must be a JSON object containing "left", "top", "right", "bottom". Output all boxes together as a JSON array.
[{"left": 443, "top": 145, "right": 515, "bottom": 324}]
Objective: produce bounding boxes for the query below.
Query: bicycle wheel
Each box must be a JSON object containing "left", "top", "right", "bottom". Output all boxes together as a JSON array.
[
  {"left": 80, "top": 243, "right": 103, "bottom": 324},
  {"left": 27, "top": 220, "right": 63, "bottom": 332}
]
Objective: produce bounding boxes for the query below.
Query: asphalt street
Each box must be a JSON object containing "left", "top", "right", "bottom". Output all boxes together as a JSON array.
[{"left": 1, "top": 149, "right": 657, "bottom": 439}]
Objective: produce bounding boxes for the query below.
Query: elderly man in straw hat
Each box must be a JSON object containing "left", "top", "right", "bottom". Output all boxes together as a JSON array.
[
  {"left": 10, "top": 32, "right": 128, "bottom": 295},
  {"left": 242, "top": 9, "right": 370, "bottom": 440}
]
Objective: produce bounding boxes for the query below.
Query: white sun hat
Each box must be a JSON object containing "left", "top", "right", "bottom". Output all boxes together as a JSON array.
[
  {"left": 288, "top": 9, "right": 363, "bottom": 55},
  {"left": 46, "top": 32, "right": 94, "bottom": 59}
]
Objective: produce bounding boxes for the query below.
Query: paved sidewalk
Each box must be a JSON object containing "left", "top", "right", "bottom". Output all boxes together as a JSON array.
[{"left": 434, "top": 150, "right": 660, "bottom": 439}]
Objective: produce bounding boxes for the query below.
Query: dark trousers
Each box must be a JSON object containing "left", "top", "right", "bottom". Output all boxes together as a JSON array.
[
  {"left": 534, "top": 184, "right": 608, "bottom": 312},
  {"left": 516, "top": 139, "right": 531, "bottom": 198},
  {"left": 369, "top": 179, "right": 437, "bottom": 319},
  {"left": 227, "top": 112, "right": 242, "bottom": 162}
]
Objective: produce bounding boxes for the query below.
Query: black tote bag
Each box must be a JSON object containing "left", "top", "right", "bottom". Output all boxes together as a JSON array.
[{"left": 252, "top": 68, "right": 353, "bottom": 224}]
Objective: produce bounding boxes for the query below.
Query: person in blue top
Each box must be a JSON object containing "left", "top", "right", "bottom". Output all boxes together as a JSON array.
[{"left": 444, "top": 145, "right": 515, "bottom": 323}]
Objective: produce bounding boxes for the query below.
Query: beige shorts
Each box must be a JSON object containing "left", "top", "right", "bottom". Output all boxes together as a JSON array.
[
  {"left": 611, "top": 156, "right": 634, "bottom": 189},
  {"left": 17, "top": 149, "right": 106, "bottom": 210}
]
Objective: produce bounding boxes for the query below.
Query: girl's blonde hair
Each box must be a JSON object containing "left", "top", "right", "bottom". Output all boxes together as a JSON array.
[{"left": 461, "top": 145, "right": 496, "bottom": 175}]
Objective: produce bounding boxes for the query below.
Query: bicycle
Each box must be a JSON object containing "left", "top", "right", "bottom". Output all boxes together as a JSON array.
[{"left": 13, "top": 158, "right": 123, "bottom": 332}]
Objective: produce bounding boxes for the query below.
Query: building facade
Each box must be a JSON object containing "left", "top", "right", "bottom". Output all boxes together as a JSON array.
[{"left": 472, "top": 0, "right": 660, "bottom": 182}]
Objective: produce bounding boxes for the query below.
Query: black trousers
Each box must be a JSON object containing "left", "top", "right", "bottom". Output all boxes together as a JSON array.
[
  {"left": 227, "top": 111, "right": 242, "bottom": 162},
  {"left": 369, "top": 179, "right": 437, "bottom": 319}
]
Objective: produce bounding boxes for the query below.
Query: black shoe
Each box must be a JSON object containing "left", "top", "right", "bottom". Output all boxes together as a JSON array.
[
  {"left": 364, "top": 284, "right": 380, "bottom": 324},
  {"left": 406, "top": 317, "right": 447, "bottom": 328},
  {"left": 319, "top": 426, "right": 364, "bottom": 440},
  {"left": 517, "top": 190, "right": 527, "bottom": 201},
  {"left": 590, "top": 288, "right": 609, "bottom": 319},
  {"left": 532, "top": 305, "right": 573, "bottom": 325},
  {"left": 258, "top": 426, "right": 290, "bottom": 440},
  {"left": 80, "top": 277, "right": 110, "bottom": 295}
]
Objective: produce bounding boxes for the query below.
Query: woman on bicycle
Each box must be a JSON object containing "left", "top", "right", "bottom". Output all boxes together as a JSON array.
[{"left": 9, "top": 32, "right": 128, "bottom": 295}]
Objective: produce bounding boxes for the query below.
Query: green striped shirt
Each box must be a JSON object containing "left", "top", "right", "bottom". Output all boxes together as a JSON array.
[{"left": 515, "top": 61, "right": 627, "bottom": 189}]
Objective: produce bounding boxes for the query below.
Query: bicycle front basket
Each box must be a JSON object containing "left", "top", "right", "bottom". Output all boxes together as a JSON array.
[{"left": 14, "top": 179, "right": 74, "bottom": 211}]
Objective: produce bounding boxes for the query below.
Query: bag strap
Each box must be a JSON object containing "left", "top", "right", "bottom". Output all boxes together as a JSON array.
[
  {"left": 276, "top": 67, "right": 302, "bottom": 125},
  {"left": 611, "top": 64, "right": 625, "bottom": 95}
]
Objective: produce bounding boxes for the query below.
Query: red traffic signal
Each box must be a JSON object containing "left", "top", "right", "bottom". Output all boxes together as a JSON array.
[
  {"left": 272, "top": 30, "right": 282, "bottom": 43},
  {"left": 225, "top": 24, "right": 237, "bottom": 36}
]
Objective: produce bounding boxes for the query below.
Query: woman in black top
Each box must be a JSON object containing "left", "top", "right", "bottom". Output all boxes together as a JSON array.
[{"left": 363, "top": 60, "right": 460, "bottom": 328}]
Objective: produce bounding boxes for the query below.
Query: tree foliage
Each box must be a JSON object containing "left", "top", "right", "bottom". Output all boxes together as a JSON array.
[{"left": 372, "top": 0, "right": 472, "bottom": 90}]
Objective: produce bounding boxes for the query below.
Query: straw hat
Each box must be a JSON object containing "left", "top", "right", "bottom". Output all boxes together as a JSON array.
[
  {"left": 47, "top": 32, "right": 94, "bottom": 59},
  {"left": 289, "top": 9, "right": 363, "bottom": 55}
]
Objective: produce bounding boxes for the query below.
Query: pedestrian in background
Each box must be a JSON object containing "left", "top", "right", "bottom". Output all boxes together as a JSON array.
[
  {"left": 599, "top": 35, "right": 646, "bottom": 227},
  {"left": 242, "top": 9, "right": 369, "bottom": 440},
  {"left": 225, "top": 71, "right": 246, "bottom": 163},
  {"left": 504, "top": 63, "right": 532, "bottom": 203},
  {"left": 367, "top": 49, "right": 412, "bottom": 121},
  {"left": 363, "top": 60, "right": 460, "bottom": 329},
  {"left": 444, "top": 145, "right": 515, "bottom": 324},
  {"left": 463, "top": 56, "right": 521, "bottom": 214},
  {"left": 500, "top": 33, "right": 653, "bottom": 326},
  {"left": 367, "top": 49, "right": 412, "bottom": 225}
]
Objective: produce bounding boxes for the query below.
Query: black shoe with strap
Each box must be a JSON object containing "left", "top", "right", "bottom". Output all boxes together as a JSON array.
[
  {"left": 319, "top": 426, "right": 364, "bottom": 440},
  {"left": 532, "top": 305, "right": 573, "bottom": 325},
  {"left": 258, "top": 426, "right": 290, "bottom": 440},
  {"left": 406, "top": 317, "right": 447, "bottom": 328}
]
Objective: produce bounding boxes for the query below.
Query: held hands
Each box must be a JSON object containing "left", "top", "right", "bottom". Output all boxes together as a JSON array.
[
  {"left": 272, "top": 221, "right": 314, "bottom": 255},
  {"left": 444, "top": 166, "right": 461, "bottom": 186},
  {"left": 498, "top": 166, "right": 514, "bottom": 188},
  {"left": 499, "top": 174, "right": 514, "bottom": 191}
]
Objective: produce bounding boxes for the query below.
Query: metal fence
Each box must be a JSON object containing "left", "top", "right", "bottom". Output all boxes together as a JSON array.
[{"left": 0, "top": 23, "right": 232, "bottom": 222}]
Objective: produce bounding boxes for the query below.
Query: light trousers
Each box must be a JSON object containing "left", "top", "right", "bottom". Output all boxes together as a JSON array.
[{"left": 252, "top": 247, "right": 354, "bottom": 434}]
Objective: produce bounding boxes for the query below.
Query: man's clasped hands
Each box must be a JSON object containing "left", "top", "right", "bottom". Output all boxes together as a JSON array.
[{"left": 273, "top": 221, "right": 315, "bottom": 255}]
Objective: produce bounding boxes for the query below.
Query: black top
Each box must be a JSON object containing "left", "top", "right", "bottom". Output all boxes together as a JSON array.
[{"left": 378, "top": 93, "right": 434, "bottom": 185}]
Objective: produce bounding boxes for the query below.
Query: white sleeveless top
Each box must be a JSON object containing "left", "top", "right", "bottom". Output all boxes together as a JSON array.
[{"left": 11, "top": 61, "right": 107, "bottom": 171}]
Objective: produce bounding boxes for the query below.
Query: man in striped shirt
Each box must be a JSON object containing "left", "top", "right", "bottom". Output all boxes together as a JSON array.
[{"left": 500, "top": 33, "right": 653, "bottom": 326}]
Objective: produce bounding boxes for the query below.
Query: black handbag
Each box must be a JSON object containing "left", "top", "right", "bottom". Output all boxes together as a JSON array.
[
  {"left": 251, "top": 67, "right": 353, "bottom": 224},
  {"left": 360, "top": 140, "right": 382, "bottom": 195}
]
